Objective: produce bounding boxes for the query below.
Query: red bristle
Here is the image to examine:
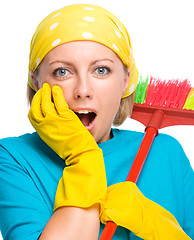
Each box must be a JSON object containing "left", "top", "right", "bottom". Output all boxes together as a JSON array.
[
  {"left": 179, "top": 80, "right": 192, "bottom": 108},
  {"left": 145, "top": 77, "right": 191, "bottom": 108},
  {"left": 145, "top": 76, "right": 156, "bottom": 105}
]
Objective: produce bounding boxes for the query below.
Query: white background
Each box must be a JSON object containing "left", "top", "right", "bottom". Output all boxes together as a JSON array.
[{"left": 0, "top": 0, "right": 194, "bottom": 239}]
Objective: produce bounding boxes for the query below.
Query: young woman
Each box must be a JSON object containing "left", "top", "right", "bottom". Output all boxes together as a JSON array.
[{"left": 0, "top": 4, "right": 193, "bottom": 240}]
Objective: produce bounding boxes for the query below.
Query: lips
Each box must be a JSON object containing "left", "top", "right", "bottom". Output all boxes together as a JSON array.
[{"left": 73, "top": 108, "right": 97, "bottom": 131}]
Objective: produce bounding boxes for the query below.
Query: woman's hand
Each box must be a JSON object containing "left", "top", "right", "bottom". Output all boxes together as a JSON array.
[
  {"left": 100, "top": 182, "right": 191, "bottom": 240},
  {"left": 28, "top": 83, "right": 98, "bottom": 161},
  {"left": 28, "top": 83, "right": 107, "bottom": 213}
]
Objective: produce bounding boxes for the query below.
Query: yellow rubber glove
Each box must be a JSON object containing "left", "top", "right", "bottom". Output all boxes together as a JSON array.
[
  {"left": 100, "top": 182, "right": 191, "bottom": 240},
  {"left": 28, "top": 83, "right": 107, "bottom": 213}
]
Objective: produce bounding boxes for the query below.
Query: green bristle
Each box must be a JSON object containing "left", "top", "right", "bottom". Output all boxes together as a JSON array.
[
  {"left": 183, "top": 88, "right": 194, "bottom": 110},
  {"left": 135, "top": 75, "right": 149, "bottom": 104}
]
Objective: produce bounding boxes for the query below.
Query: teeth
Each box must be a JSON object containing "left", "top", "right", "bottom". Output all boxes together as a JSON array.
[{"left": 76, "top": 110, "right": 92, "bottom": 114}]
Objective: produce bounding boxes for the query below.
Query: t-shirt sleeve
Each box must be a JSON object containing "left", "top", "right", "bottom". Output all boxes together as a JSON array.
[
  {"left": 181, "top": 147, "right": 194, "bottom": 239},
  {"left": 163, "top": 135, "right": 194, "bottom": 239},
  {"left": 0, "top": 145, "right": 52, "bottom": 240}
]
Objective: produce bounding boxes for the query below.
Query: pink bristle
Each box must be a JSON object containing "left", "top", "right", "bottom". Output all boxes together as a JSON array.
[{"left": 145, "top": 77, "right": 191, "bottom": 108}]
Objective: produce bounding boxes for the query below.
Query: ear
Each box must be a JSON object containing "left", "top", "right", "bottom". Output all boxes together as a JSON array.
[
  {"left": 30, "top": 71, "right": 39, "bottom": 91},
  {"left": 122, "top": 68, "right": 130, "bottom": 95}
]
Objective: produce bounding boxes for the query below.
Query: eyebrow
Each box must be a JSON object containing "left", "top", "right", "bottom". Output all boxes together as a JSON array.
[
  {"left": 49, "top": 59, "right": 114, "bottom": 66},
  {"left": 91, "top": 59, "right": 114, "bottom": 64}
]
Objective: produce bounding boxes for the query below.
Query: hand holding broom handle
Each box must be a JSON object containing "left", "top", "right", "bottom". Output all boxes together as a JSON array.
[
  {"left": 100, "top": 77, "right": 194, "bottom": 239},
  {"left": 99, "top": 110, "right": 164, "bottom": 240}
]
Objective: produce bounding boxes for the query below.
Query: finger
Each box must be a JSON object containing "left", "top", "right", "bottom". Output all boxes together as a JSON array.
[
  {"left": 41, "top": 83, "right": 56, "bottom": 117},
  {"left": 52, "top": 85, "right": 69, "bottom": 115},
  {"left": 28, "top": 88, "right": 43, "bottom": 123}
]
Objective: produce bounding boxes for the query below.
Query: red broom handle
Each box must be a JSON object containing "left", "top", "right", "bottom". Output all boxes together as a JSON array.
[
  {"left": 126, "top": 127, "right": 157, "bottom": 182},
  {"left": 99, "top": 110, "right": 164, "bottom": 240}
]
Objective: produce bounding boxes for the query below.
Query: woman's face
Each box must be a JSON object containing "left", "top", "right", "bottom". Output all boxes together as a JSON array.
[{"left": 32, "top": 41, "right": 130, "bottom": 143}]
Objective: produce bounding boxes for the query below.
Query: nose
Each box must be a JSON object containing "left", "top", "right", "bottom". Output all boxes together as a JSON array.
[{"left": 73, "top": 75, "right": 93, "bottom": 100}]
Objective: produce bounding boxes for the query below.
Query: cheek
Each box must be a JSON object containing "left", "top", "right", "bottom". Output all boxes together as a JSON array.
[
  {"left": 40, "top": 77, "right": 57, "bottom": 88},
  {"left": 108, "top": 80, "right": 126, "bottom": 101},
  {"left": 37, "top": 69, "right": 63, "bottom": 89},
  {"left": 98, "top": 76, "right": 126, "bottom": 116},
  {"left": 101, "top": 90, "right": 121, "bottom": 120},
  {"left": 54, "top": 82, "right": 74, "bottom": 106},
  {"left": 39, "top": 76, "right": 71, "bottom": 97}
]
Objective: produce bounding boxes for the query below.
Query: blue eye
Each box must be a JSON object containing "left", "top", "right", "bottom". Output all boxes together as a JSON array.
[
  {"left": 53, "top": 68, "right": 69, "bottom": 77},
  {"left": 95, "top": 67, "right": 110, "bottom": 76}
]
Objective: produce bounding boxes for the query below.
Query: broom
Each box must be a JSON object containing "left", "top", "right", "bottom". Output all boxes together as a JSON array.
[{"left": 99, "top": 75, "right": 194, "bottom": 240}]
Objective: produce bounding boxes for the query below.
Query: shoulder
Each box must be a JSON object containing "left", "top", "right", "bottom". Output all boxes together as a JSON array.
[
  {"left": 0, "top": 133, "right": 39, "bottom": 169},
  {"left": 142, "top": 132, "right": 192, "bottom": 181},
  {"left": 0, "top": 133, "right": 42, "bottom": 158},
  {"left": 113, "top": 128, "right": 182, "bottom": 151},
  {"left": 0, "top": 132, "right": 39, "bottom": 148},
  {"left": 0, "top": 132, "right": 64, "bottom": 193},
  {"left": 114, "top": 128, "right": 188, "bottom": 163},
  {"left": 155, "top": 132, "right": 182, "bottom": 146},
  {"left": 115, "top": 128, "right": 181, "bottom": 147},
  {"left": 152, "top": 132, "right": 186, "bottom": 157},
  {"left": 0, "top": 132, "right": 61, "bottom": 167}
]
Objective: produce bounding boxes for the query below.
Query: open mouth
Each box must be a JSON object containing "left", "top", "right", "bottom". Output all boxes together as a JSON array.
[{"left": 75, "top": 110, "right": 97, "bottom": 127}]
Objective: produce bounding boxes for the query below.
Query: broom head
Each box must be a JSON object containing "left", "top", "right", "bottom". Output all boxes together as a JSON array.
[{"left": 131, "top": 76, "right": 194, "bottom": 129}]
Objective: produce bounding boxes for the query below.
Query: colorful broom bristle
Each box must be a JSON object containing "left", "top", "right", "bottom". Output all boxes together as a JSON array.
[
  {"left": 135, "top": 75, "right": 192, "bottom": 109},
  {"left": 134, "top": 75, "right": 149, "bottom": 104},
  {"left": 183, "top": 88, "right": 194, "bottom": 110}
]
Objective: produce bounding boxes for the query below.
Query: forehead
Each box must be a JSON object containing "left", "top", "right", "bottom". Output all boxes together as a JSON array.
[{"left": 44, "top": 41, "right": 122, "bottom": 63}]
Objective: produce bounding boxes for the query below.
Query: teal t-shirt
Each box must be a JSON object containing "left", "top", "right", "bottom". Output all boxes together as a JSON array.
[{"left": 0, "top": 128, "right": 193, "bottom": 239}]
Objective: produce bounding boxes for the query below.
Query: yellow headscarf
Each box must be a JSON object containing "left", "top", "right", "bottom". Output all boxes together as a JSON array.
[{"left": 28, "top": 4, "right": 138, "bottom": 98}]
